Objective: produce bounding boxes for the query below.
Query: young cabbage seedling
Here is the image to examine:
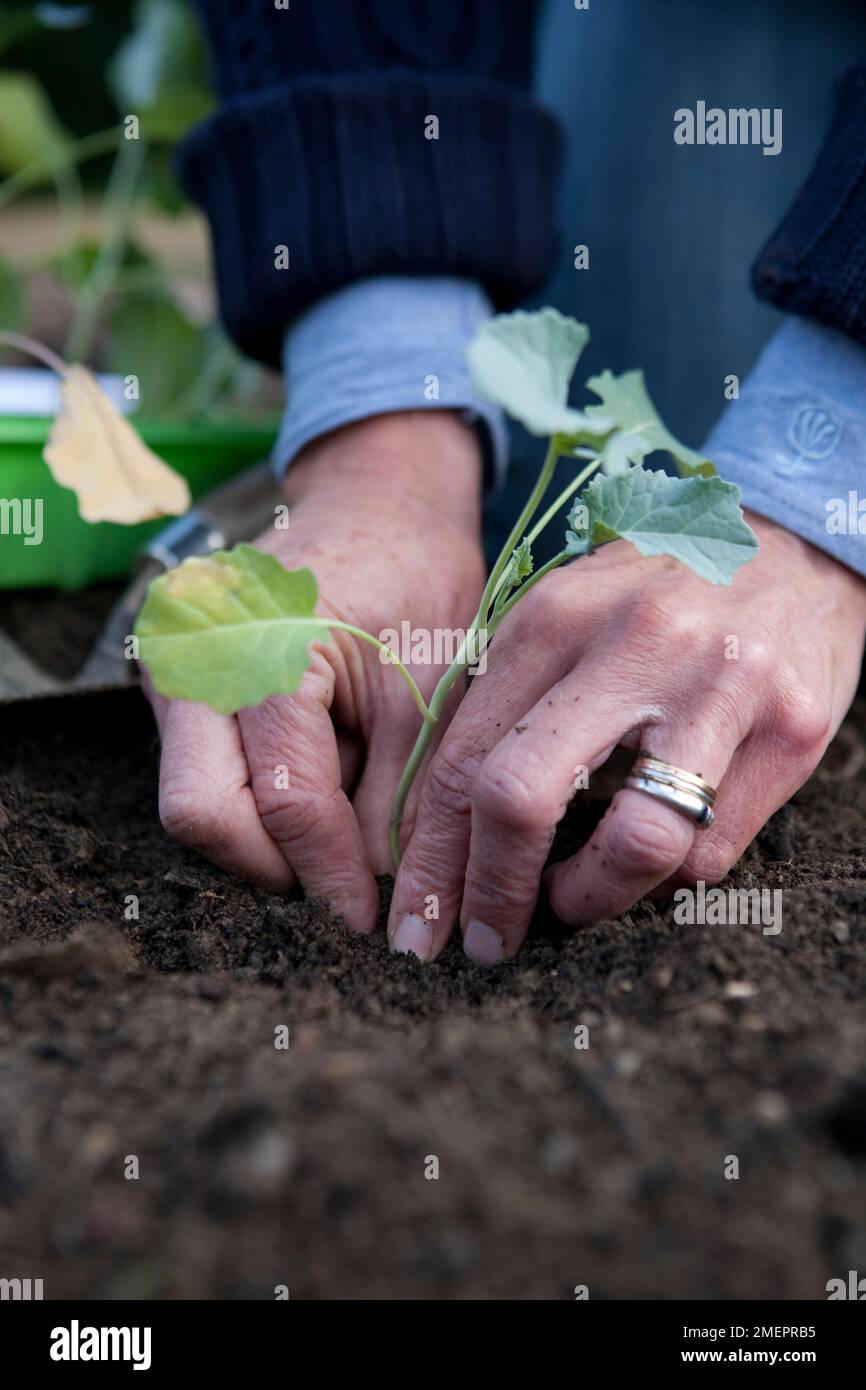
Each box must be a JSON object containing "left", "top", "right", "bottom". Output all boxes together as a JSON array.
[{"left": 135, "top": 309, "right": 758, "bottom": 868}]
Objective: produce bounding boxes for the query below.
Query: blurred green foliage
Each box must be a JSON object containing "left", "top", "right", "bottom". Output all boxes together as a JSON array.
[
  {"left": 0, "top": 67, "right": 70, "bottom": 173},
  {"left": 0, "top": 1, "right": 263, "bottom": 419}
]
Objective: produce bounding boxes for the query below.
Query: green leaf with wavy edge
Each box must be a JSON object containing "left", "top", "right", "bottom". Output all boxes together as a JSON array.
[
  {"left": 135, "top": 543, "right": 331, "bottom": 715},
  {"left": 572, "top": 467, "right": 757, "bottom": 585},
  {"left": 585, "top": 368, "right": 715, "bottom": 478},
  {"left": 467, "top": 307, "right": 612, "bottom": 440}
]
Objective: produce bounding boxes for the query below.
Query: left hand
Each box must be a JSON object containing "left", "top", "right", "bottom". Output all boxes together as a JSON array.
[{"left": 388, "top": 511, "right": 866, "bottom": 963}]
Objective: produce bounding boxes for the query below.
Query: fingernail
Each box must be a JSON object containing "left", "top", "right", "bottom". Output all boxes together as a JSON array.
[
  {"left": 390, "top": 914, "right": 433, "bottom": 962},
  {"left": 463, "top": 918, "right": 504, "bottom": 966}
]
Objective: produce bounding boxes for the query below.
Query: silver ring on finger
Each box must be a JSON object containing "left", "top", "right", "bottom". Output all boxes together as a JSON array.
[{"left": 624, "top": 754, "right": 717, "bottom": 830}]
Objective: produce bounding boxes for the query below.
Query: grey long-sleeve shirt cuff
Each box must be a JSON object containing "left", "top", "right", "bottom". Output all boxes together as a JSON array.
[{"left": 705, "top": 317, "right": 866, "bottom": 577}]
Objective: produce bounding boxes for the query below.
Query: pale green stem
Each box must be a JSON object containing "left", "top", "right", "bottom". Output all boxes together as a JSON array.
[
  {"left": 0, "top": 127, "right": 127, "bottom": 211},
  {"left": 387, "top": 435, "right": 571, "bottom": 868},
  {"left": 486, "top": 453, "right": 601, "bottom": 614},
  {"left": 384, "top": 440, "right": 609, "bottom": 869},
  {"left": 387, "top": 628, "right": 481, "bottom": 868},
  {"left": 52, "top": 161, "right": 85, "bottom": 279},
  {"left": 524, "top": 456, "right": 601, "bottom": 547},
  {"left": 491, "top": 548, "right": 572, "bottom": 625},
  {"left": 326, "top": 620, "right": 435, "bottom": 728},
  {"left": 64, "top": 138, "right": 148, "bottom": 363},
  {"left": 176, "top": 337, "right": 239, "bottom": 419},
  {"left": 485, "top": 460, "right": 602, "bottom": 626},
  {"left": 476, "top": 435, "right": 563, "bottom": 622}
]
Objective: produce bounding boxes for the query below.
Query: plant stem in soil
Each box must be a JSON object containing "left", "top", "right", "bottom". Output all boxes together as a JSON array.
[{"left": 387, "top": 436, "right": 589, "bottom": 868}]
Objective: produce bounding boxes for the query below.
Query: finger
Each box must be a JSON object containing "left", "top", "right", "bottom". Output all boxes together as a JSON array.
[
  {"left": 238, "top": 668, "right": 380, "bottom": 934},
  {"left": 457, "top": 665, "right": 638, "bottom": 963},
  {"left": 545, "top": 719, "right": 740, "bottom": 926},
  {"left": 353, "top": 670, "right": 466, "bottom": 876},
  {"left": 659, "top": 712, "right": 831, "bottom": 893},
  {"left": 387, "top": 611, "right": 585, "bottom": 962},
  {"left": 154, "top": 696, "right": 295, "bottom": 892}
]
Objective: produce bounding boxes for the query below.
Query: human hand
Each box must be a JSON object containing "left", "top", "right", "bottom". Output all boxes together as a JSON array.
[
  {"left": 145, "top": 410, "right": 485, "bottom": 933},
  {"left": 388, "top": 512, "right": 866, "bottom": 962}
]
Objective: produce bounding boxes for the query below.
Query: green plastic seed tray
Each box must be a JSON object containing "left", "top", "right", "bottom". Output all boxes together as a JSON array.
[{"left": 0, "top": 416, "right": 278, "bottom": 590}]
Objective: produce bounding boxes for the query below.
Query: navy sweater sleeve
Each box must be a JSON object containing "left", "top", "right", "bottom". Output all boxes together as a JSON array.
[
  {"left": 752, "top": 64, "right": 866, "bottom": 347},
  {"left": 177, "top": 0, "right": 563, "bottom": 367}
]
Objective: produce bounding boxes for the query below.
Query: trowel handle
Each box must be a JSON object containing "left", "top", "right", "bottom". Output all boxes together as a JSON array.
[
  {"left": 73, "top": 461, "right": 283, "bottom": 692},
  {"left": 140, "top": 459, "right": 280, "bottom": 572},
  {"left": 197, "top": 458, "right": 283, "bottom": 540}
]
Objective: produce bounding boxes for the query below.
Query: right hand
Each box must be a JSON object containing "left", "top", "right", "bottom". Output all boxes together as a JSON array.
[{"left": 142, "top": 411, "right": 486, "bottom": 935}]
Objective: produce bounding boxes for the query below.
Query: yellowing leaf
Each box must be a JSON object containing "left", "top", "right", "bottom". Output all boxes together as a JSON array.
[
  {"left": 135, "top": 545, "right": 332, "bottom": 714},
  {"left": 43, "top": 365, "right": 191, "bottom": 524}
]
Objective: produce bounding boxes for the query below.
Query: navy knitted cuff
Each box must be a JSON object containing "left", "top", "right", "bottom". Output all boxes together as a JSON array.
[
  {"left": 176, "top": 70, "right": 563, "bottom": 367},
  {"left": 752, "top": 64, "right": 866, "bottom": 346}
]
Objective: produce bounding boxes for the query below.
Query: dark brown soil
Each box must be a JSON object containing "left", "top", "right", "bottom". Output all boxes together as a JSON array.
[{"left": 1, "top": 626, "right": 865, "bottom": 1299}]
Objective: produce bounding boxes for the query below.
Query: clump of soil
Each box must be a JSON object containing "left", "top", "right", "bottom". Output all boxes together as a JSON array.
[{"left": 0, "top": 680, "right": 865, "bottom": 1300}]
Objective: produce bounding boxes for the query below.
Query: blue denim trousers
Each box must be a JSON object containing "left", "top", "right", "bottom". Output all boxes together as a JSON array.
[{"left": 485, "top": 0, "right": 866, "bottom": 562}]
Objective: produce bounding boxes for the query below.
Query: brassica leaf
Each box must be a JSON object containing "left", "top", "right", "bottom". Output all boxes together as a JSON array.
[
  {"left": 467, "top": 308, "right": 613, "bottom": 440},
  {"left": 575, "top": 467, "right": 757, "bottom": 585},
  {"left": 585, "top": 369, "right": 715, "bottom": 478},
  {"left": 135, "top": 543, "right": 330, "bottom": 714}
]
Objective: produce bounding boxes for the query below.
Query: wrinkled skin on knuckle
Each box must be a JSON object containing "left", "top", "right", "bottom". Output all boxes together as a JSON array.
[
  {"left": 685, "top": 632, "right": 791, "bottom": 745},
  {"left": 628, "top": 592, "right": 706, "bottom": 652},
  {"left": 473, "top": 753, "right": 561, "bottom": 837},
  {"left": 255, "top": 789, "right": 336, "bottom": 849},
  {"left": 395, "top": 850, "right": 456, "bottom": 919},
  {"left": 396, "top": 790, "right": 467, "bottom": 911},
  {"left": 604, "top": 802, "right": 687, "bottom": 878},
  {"left": 734, "top": 636, "right": 779, "bottom": 689},
  {"left": 463, "top": 859, "right": 538, "bottom": 916},
  {"left": 246, "top": 755, "right": 319, "bottom": 815},
  {"left": 245, "top": 739, "right": 340, "bottom": 834},
  {"left": 395, "top": 866, "right": 441, "bottom": 918},
  {"left": 627, "top": 602, "right": 735, "bottom": 702},
  {"left": 159, "top": 778, "right": 231, "bottom": 849},
  {"left": 657, "top": 680, "right": 754, "bottom": 759},
  {"left": 423, "top": 742, "right": 481, "bottom": 824},
  {"left": 677, "top": 833, "right": 739, "bottom": 888},
  {"left": 244, "top": 684, "right": 330, "bottom": 748}
]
